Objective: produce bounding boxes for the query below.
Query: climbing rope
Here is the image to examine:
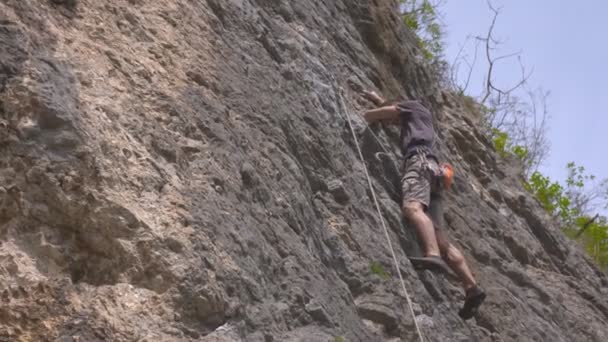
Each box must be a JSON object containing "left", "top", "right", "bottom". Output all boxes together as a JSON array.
[{"left": 335, "top": 85, "right": 425, "bottom": 342}]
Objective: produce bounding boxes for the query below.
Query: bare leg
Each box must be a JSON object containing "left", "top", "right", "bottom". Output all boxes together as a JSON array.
[
  {"left": 434, "top": 222, "right": 485, "bottom": 319},
  {"left": 428, "top": 193, "right": 485, "bottom": 319},
  {"left": 443, "top": 244, "right": 477, "bottom": 290},
  {"left": 402, "top": 201, "right": 441, "bottom": 257},
  {"left": 434, "top": 228, "right": 477, "bottom": 289}
]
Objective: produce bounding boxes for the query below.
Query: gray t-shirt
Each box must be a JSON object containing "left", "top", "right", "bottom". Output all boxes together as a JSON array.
[{"left": 397, "top": 100, "right": 435, "bottom": 158}]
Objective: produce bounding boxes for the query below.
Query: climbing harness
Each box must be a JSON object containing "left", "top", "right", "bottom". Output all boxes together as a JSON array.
[
  {"left": 411, "top": 147, "right": 455, "bottom": 191},
  {"left": 335, "top": 85, "right": 425, "bottom": 342}
]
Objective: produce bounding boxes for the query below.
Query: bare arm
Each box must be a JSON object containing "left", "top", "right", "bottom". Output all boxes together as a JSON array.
[
  {"left": 362, "top": 91, "right": 386, "bottom": 106},
  {"left": 363, "top": 105, "right": 400, "bottom": 124}
]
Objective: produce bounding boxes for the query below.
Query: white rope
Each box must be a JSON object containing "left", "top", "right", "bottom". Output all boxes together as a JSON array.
[{"left": 336, "top": 86, "right": 425, "bottom": 342}]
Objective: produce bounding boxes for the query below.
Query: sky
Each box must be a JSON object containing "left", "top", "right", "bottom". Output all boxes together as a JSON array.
[{"left": 440, "top": 0, "right": 607, "bottom": 185}]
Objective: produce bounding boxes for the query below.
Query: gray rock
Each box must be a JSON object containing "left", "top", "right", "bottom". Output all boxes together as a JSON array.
[
  {"left": 240, "top": 162, "right": 258, "bottom": 187},
  {"left": 305, "top": 301, "right": 332, "bottom": 326},
  {"left": 326, "top": 179, "right": 350, "bottom": 204},
  {"left": 355, "top": 294, "right": 399, "bottom": 333},
  {"left": 0, "top": 1, "right": 605, "bottom": 342}
]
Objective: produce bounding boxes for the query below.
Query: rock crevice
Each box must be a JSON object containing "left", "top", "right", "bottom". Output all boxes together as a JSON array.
[{"left": 0, "top": 0, "right": 606, "bottom": 341}]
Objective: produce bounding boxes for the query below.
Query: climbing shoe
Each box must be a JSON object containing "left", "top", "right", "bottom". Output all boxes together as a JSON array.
[
  {"left": 409, "top": 255, "right": 452, "bottom": 275},
  {"left": 458, "top": 285, "right": 486, "bottom": 320}
]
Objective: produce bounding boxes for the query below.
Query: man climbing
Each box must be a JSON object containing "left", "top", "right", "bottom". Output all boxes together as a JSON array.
[{"left": 361, "top": 90, "right": 486, "bottom": 319}]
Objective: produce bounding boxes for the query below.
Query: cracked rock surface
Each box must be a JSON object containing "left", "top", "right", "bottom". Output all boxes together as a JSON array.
[{"left": 0, "top": 0, "right": 607, "bottom": 341}]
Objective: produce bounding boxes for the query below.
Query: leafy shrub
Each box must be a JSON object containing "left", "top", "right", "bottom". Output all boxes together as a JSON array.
[
  {"left": 525, "top": 171, "right": 572, "bottom": 221},
  {"left": 492, "top": 128, "right": 529, "bottom": 162},
  {"left": 492, "top": 130, "right": 608, "bottom": 269},
  {"left": 398, "top": 0, "right": 608, "bottom": 270},
  {"left": 400, "top": 0, "right": 445, "bottom": 62},
  {"left": 525, "top": 163, "right": 608, "bottom": 268},
  {"left": 369, "top": 261, "right": 390, "bottom": 279}
]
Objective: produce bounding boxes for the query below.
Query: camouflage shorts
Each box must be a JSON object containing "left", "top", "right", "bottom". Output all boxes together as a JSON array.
[
  {"left": 401, "top": 154, "right": 443, "bottom": 209},
  {"left": 401, "top": 153, "right": 448, "bottom": 243}
]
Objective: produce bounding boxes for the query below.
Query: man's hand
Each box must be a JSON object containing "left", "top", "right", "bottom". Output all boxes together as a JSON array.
[{"left": 362, "top": 90, "right": 385, "bottom": 107}]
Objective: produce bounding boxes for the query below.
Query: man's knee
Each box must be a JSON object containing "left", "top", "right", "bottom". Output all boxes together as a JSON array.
[
  {"left": 402, "top": 201, "right": 424, "bottom": 220},
  {"left": 445, "top": 244, "right": 465, "bottom": 265}
]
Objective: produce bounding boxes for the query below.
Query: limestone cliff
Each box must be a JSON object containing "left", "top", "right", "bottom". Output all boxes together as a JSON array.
[{"left": 1, "top": 1, "right": 607, "bottom": 341}]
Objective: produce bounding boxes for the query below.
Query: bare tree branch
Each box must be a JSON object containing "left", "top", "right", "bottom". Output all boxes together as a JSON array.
[
  {"left": 575, "top": 214, "right": 600, "bottom": 238},
  {"left": 493, "top": 50, "right": 522, "bottom": 63},
  {"left": 449, "top": 35, "right": 481, "bottom": 93},
  {"left": 478, "top": 5, "right": 533, "bottom": 106},
  {"left": 462, "top": 39, "right": 479, "bottom": 92},
  {"left": 449, "top": 1, "right": 549, "bottom": 175}
]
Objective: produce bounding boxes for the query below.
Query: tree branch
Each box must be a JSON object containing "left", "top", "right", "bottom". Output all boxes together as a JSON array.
[{"left": 575, "top": 214, "right": 600, "bottom": 238}]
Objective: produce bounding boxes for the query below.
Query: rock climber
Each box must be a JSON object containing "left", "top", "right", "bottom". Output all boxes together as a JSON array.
[{"left": 361, "top": 90, "right": 486, "bottom": 319}]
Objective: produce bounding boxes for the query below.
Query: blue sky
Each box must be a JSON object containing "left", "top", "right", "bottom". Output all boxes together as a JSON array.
[{"left": 441, "top": 0, "right": 607, "bottom": 184}]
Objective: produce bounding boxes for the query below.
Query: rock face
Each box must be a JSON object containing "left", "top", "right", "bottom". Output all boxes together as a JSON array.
[{"left": 0, "top": 0, "right": 607, "bottom": 341}]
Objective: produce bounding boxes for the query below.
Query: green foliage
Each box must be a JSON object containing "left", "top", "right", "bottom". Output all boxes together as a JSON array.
[
  {"left": 566, "top": 162, "right": 595, "bottom": 190},
  {"left": 491, "top": 128, "right": 529, "bottom": 163},
  {"left": 403, "top": 12, "right": 419, "bottom": 31},
  {"left": 564, "top": 215, "right": 608, "bottom": 268},
  {"left": 369, "top": 261, "right": 390, "bottom": 279},
  {"left": 525, "top": 171, "right": 571, "bottom": 220},
  {"left": 333, "top": 336, "right": 345, "bottom": 342},
  {"left": 401, "top": 0, "right": 608, "bottom": 271},
  {"left": 582, "top": 218, "right": 608, "bottom": 268},
  {"left": 400, "top": 0, "right": 445, "bottom": 62},
  {"left": 512, "top": 145, "right": 529, "bottom": 161},
  {"left": 492, "top": 129, "right": 509, "bottom": 157},
  {"left": 524, "top": 163, "right": 608, "bottom": 269}
]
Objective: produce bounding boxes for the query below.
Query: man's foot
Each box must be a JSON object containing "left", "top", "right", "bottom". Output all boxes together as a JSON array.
[
  {"left": 409, "top": 255, "right": 452, "bottom": 275},
  {"left": 458, "top": 285, "right": 486, "bottom": 320}
]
